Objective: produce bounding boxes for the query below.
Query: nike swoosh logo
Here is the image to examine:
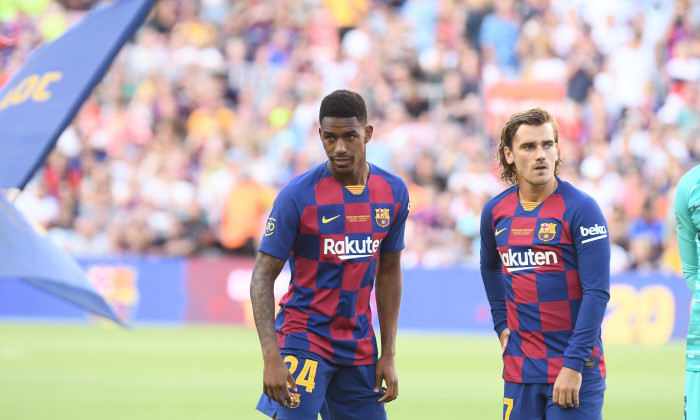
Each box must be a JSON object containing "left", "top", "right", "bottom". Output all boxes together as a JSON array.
[
  {"left": 495, "top": 228, "right": 508, "bottom": 236},
  {"left": 322, "top": 215, "right": 341, "bottom": 224}
]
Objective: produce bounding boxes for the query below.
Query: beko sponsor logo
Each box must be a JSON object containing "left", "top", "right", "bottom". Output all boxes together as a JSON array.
[{"left": 580, "top": 224, "right": 608, "bottom": 244}]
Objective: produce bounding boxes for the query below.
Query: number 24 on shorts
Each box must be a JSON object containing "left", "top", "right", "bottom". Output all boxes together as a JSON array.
[{"left": 284, "top": 355, "right": 318, "bottom": 392}]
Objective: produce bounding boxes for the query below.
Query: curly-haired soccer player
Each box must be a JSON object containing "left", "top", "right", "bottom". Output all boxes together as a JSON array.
[{"left": 480, "top": 108, "right": 610, "bottom": 419}]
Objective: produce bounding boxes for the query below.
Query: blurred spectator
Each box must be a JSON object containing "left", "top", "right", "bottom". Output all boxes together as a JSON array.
[
  {"left": 479, "top": 0, "right": 521, "bottom": 77},
  {"left": 50, "top": 215, "right": 112, "bottom": 257},
  {"left": 220, "top": 170, "right": 275, "bottom": 256},
  {"left": 15, "top": 180, "right": 59, "bottom": 229},
  {"left": 627, "top": 198, "right": 666, "bottom": 265},
  {"left": 464, "top": 0, "right": 491, "bottom": 50}
]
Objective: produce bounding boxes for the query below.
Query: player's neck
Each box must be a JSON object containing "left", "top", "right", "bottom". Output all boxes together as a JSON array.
[
  {"left": 329, "top": 162, "right": 370, "bottom": 186},
  {"left": 517, "top": 177, "right": 558, "bottom": 203}
]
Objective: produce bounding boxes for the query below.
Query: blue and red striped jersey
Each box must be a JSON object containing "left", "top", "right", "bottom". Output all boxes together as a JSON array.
[
  {"left": 259, "top": 162, "right": 410, "bottom": 366},
  {"left": 480, "top": 178, "right": 610, "bottom": 384}
]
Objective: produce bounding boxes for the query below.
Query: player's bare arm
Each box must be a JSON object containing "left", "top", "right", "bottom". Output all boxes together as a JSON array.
[
  {"left": 250, "top": 251, "right": 297, "bottom": 407},
  {"left": 374, "top": 250, "right": 403, "bottom": 403}
]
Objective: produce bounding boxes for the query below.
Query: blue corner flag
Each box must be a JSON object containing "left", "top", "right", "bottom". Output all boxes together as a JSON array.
[
  {"left": 0, "top": 0, "right": 155, "bottom": 189},
  {"left": 0, "top": 193, "right": 123, "bottom": 325},
  {"left": 0, "top": 0, "right": 154, "bottom": 325}
]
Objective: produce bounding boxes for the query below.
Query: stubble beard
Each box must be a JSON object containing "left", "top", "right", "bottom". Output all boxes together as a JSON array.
[{"left": 517, "top": 166, "right": 555, "bottom": 189}]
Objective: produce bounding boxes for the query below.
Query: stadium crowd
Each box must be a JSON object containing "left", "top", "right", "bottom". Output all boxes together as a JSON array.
[{"left": 0, "top": 0, "right": 698, "bottom": 273}]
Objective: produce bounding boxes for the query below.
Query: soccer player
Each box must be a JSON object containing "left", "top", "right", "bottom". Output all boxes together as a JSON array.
[
  {"left": 251, "top": 89, "right": 410, "bottom": 419},
  {"left": 479, "top": 108, "right": 610, "bottom": 419},
  {"left": 673, "top": 165, "right": 700, "bottom": 420}
]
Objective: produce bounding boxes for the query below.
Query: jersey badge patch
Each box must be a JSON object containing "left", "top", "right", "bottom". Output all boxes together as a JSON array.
[
  {"left": 286, "top": 392, "right": 301, "bottom": 408},
  {"left": 538, "top": 222, "right": 557, "bottom": 242},
  {"left": 375, "top": 208, "right": 390, "bottom": 228}
]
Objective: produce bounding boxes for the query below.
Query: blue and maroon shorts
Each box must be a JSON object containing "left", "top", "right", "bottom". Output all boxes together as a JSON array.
[{"left": 256, "top": 349, "right": 387, "bottom": 420}]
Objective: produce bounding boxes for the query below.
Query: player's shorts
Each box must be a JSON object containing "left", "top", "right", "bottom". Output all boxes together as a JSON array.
[
  {"left": 685, "top": 370, "right": 700, "bottom": 419},
  {"left": 256, "top": 349, "right": 387, "bottom": 420},
  {"left": 503, "top": 378, "right": 605, "bottom": 420}
]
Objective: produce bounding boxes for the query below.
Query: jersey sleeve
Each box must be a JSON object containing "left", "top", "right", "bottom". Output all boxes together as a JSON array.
[
  {"left": 258, "top": 184, "right": 303, "bottom": 261},
  {"left": 675, "top": 172, "right": 699, "bottom": 292},
  {"left": 479, "top": 200, "right": 508, "bottom": 337},
  {"left": 380, "top": 181, "right": 410, "bottom": 254},
  {"left": 563, "top": 196, "right": 611, "bottom": 372}
]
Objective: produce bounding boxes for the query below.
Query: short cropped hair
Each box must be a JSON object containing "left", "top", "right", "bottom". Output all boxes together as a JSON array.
[
  {"left": 319, "top": 90, "right": 368, "bottom": 125},
  {"left": 497, "top": 107, "right": 563, "bottom": 185}
]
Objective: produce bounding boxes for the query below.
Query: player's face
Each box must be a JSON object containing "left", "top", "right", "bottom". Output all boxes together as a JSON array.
[
  {"left": 319, "top": 116, "right": 373, "bottom": 178},
  {"left": 505, "top": 123, "right": 559, "bottom": 189}
]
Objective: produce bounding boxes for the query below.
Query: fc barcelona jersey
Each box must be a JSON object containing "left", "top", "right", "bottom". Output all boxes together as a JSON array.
[
  {"left": 480, "top": 178, "right": 610, "bottom": 383},
  {"left": 259, "top": 162, "right": 410, "bottom": 366}
]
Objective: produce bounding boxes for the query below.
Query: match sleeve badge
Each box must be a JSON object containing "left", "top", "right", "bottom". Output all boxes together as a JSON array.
[
  {"left": 375, "top": 208, "right": 390, "bottom": 227},
  {"left": 538, "top": 222, "right": 557, "bottom": 241},
  {"left": 264, "top": 217, "right": 276, "bottom": 237}
]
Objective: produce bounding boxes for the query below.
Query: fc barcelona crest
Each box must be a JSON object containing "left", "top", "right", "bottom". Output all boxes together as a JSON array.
[
  {"left": 538, "top": 222, "right": 557, "bottom": 241},
  {"left": 375, "top": 208, "right": 390, "bottom": 228},
  {"left": 286, "top": 392, "right": 301, "bottom": 408}
]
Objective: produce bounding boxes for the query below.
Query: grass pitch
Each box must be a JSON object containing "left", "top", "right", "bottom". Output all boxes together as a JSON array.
[{"left": 0, "top": 322, "right": 684, "bottom": 419}]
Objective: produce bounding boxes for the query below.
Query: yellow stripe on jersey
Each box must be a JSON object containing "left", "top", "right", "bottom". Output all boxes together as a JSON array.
[
  {"left": 521, "top": 201, "right": 540, "bottom": 211},
  {"left": 346, "top": 185, "right": 365, "bottom": 195}
]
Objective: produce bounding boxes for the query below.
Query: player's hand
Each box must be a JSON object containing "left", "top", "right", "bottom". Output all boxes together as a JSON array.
[
  {"left": 552, "top": 367, "right": 582, "bottom": 409},
  {"left": 374, "top": 354, "right": 398, "bottom": 403},
  {"left": 262, "top": 355, "right": 297, "bottom": 407},
  {"left": 499, "top": 328, "right": 510, "bottom": 352}
]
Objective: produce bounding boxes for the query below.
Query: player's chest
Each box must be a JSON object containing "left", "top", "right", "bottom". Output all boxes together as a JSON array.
[
  {"left": 298, "top": 202, "right": 395, "bottom": 261},
  {"left": 493, "top": 217, "right": 573, "bottom": 248},
  {"left": 300, "top": 202, "right": 395, "bottom": 236}
]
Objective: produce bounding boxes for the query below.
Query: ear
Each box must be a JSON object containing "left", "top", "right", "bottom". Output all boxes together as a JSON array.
[
  {"left": 364, "top": 125, "right": 373, "bottom": 143},
  {"left": 504, "top": 146, "right": 514, "bottom": 165}
]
